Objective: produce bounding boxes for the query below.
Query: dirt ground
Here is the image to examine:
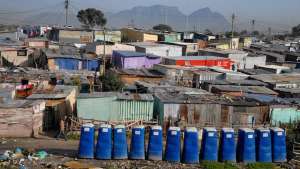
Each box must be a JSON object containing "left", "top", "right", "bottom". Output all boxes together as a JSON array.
[{"left": 0, "top": 137, "right": 202, "bottom": 169}]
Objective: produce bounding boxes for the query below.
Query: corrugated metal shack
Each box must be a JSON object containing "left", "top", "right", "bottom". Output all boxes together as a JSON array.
[
  {"left": 163, "top": 56, "right": 232, "bottom": 70},
  {"left": 201, "top": 79, "right": 267, "bottom": 91},
  {"left": 112, "top": 51, "right": 161, "bottom": 69},
  {"left": 154, "top": 91, "right": 270, "bottom": 129},
  {"left": 0, "top": 100, "right": 45, "bottom": 137},
  {"left": 250, "top": 73, "right": 300, "bottom": 89},
  {"left": 130, "top": 42, "right": 182, "bottom": 57},
  {"left": 121, "top": 28, "right": 158, "bottom": 42},
  {"left": 94, "top": 30, "right": 121, "bottom": 43},
  {"left": 114, "top": 69, "right": 164, "bottom": 85},
  {"left": 27, "top": 85, "right": 78, "bottom": 130},
  {"left": 77, "top": 92, "right": 154, "bottom": 122},
  {"left": 209, "top": 67, "right": 249, "bottom": 80}
]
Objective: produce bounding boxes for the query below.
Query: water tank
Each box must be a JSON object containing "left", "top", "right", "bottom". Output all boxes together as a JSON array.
[
  {"left": 147, "top": 125, "right": 163, "bottom": 161},
  {"left": 113, "top": 125, "right": 128, "bottom": 159},
  {"left": 95, "top": 124, "right": 112, "bottom": 159},
  {"left": 237, "top": 128, "right": 256, "bottom": 163},
  {"left": 219, "top": 128, "right": 236, "bottom": 162},
  {"left": 182, "top": 127, "right": 199, "bottom": 164},
  {"left": 130, "top": 126, "right": 145, "bottom": 160},
  {"left": 270, "top": 127, "right": 287, "bottom": 162},
  {"left": 200, "top": 127, "right": 218, "bottom": 161},
  {"left": 255, "top": 128, "right": 272, "bottom": 162},
  {"left": 78, "top": 123, "right": 95, "bottom": 159},
  {"left": 165, "top": 127, "right": 181, "bottom": 162}
]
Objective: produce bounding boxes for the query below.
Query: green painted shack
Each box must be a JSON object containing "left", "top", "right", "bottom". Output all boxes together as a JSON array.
[
  {"left": 270, "top": 105, "right": 300, "bottom": 125},
  {"left": 158, "top": 33, "right": 181, "bottom": 42},
  {"left": 77, "top": 92, "right": 154, "bottom": 122}
]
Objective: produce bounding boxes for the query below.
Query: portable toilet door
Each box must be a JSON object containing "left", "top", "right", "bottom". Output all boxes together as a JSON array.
[
  {"left": 165, "top": 127, "right": 181, "bottom": 162},
  {"left": 200, "top": 127, "right": 218, "bottom": 161},
  {"left": 255, "top": 128, "right": 272, "bottom": 162},
  {"left": 78, "top": 123, "right": 95, "bottom": 159},
  {"left": 219, "top": 128, "right": 236, "bottom": 162},
  {"left": 237, "top": 128, "right": 256, "bottom": 163},
  {"left": 182, "top": 127, "right": 199, "bottom": 164},
  {"left": 113, "top": 125, "right": 128, "bottom": 159},
  {"left": 130, "top": 126, "right": 145, "bottom": 160},
  {"left": 95, "top": 124, "right": 112, "bottom": 159},
  {"left": 270, "top": 127, "right": 287, "bottom": 162},
  {"left": 147, "top": 125, "right": 163, "bottom": 161}
]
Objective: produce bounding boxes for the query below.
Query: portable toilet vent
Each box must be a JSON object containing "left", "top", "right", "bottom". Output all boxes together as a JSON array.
[
  {"left": 147, "top": 125, "right": 163, "bottom": 161},
  {"left": 113, "top": 125, "right": 128, "bottom": 159},
  {"left": 95, "top": 124, "right": 112, "bottom": 159},
  {"left": 78, "top": 123, "right": 95, "bottom": 159},
  {"left": 237, "top": 128, "right": 256, "bottom": 163},
  {"left": 130, "top": 126, "right": 145, "bottom": 160},
  {"left": 255, "top": 128, "right": 272, "bottom": 162},
  {"left": 220, "top": 128, "right": 236, "bottom": 162},
  {"left": 201, "top": 127, "right": 218, "bottom": 161},
  {"left": 165, "top": 127, "right": 181, "bottom": 162},
  {"left": 270, "top": 127, "right": 287, "bottom": 162},
  {"left": 182, "top": 127, "right": 199, "bottom": 164}
]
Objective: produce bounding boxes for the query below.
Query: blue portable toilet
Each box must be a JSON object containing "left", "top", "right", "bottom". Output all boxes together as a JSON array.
[
  {"left": 113, "top": 125, "right": 128, "bottom": 159},
  {"left": 237, "top": 128, "right": 256, "bottom": 163},
  {"left": 130, "top": 126, "right": 145, "bottom": 160},
  {"left": 147, "top": 125, "right": 163, "bottom": 161},
  {"left": 78, "top": 123, "right": 95, "bottom": 159},
  {"left": 95, "top": 124, "right": 112, "bottom": 159},
  {"left": 165, "top": 127, "right": 181, "bottom": 163},
  {"left": 270, "top": 127, "right": 287, "bottom": 162},
  {"left": 182, "top": 127, "right": 199, "bottom": 164},
  {"left": 201, "top": 127, "right": 218, "bottom": 161},
  {"left": 255, "top": 128, "right": 272, "bottom": 162},
  {"left": 219, "top": 128, "right": 236, "bottom": 162}
]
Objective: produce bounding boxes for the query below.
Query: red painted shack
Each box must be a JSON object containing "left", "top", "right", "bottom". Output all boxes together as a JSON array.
[{"left": 163, "top": 56, "right": 233, "bottom": 70}]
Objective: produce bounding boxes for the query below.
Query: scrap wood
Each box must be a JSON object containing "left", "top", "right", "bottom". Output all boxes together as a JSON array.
[{"left": 63, "top": 161, "right": 102, "bottom": 169}]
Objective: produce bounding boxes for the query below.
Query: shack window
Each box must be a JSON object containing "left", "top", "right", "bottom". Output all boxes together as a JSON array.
[{"left": 17, "top": 50, "right": 27, "bottom": 56}]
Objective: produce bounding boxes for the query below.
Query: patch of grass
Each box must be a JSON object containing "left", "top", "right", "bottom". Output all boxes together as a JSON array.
[
  {"left": 201, "top": 161, "right": 239, "bottom": 169},
  {"left": 246, "top": 163, "right": 276, "bottom": 169},
  {"left": 66, "top": 132, "right": 81, "bottom": 140}
]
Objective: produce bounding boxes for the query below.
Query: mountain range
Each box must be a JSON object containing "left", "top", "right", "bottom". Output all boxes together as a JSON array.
[{"left": 22, "top": 5, "right": 230, "bottom": 32}]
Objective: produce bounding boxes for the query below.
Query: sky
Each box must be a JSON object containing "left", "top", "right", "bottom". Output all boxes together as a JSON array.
[{"left": 0, "top": 0, "right": 299, "bottom": 31}]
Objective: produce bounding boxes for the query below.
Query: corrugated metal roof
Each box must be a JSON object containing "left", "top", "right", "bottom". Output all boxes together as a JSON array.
[
  {"left": 211, "top": 85, "right": 278, "bottom": 95},
  {"left": 115, "top": 69, "right": 164, "bottom": 77},
  {"left": 117, "top": 93, "right": 153, "bottom": 101},
  {"left": 164, "top": 56, "right": 230, "bottom": 60},
  {"left": 250, "top": 73, "right": 300, "bottom": 84},
  {"left": 78, "top": 92, "right": 118, "bottom": 98},
  {"left": 0, "top": 100, "right": 43, "bottom": 109},
  {"left": 27, "top": 85, "right": 77, "bottom": 100}
]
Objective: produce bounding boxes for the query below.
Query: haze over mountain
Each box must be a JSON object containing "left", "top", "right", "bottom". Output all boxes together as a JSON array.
[
  {"left": 1, "top": 0, "right": 299, "bottom": 32},
  {"left": 20, "top": 5, "right": 230, "bottom": 32}
]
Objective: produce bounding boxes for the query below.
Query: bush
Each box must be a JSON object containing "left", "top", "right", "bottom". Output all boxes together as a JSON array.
[
  {"left": 201, "top": 161, "right": 238, "bottom": 169},
  {"left": 246, "top": 163, "right": 276, "bottom": 169}
]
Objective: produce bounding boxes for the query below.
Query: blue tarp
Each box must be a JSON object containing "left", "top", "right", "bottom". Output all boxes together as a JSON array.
[
  {"left": 82, "top": 59, "right": 100, "bottom": 71},
  {"left": 55, "top": 58, "right": 80, "bottom": 70}
]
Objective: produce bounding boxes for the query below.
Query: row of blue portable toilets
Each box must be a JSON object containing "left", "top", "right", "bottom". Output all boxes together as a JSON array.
[{"left": 78, "top": 124, "right": 286, "bottom": 164}]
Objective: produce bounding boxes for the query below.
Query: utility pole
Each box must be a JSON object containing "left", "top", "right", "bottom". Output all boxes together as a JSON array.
[
  {"left": 231, "top": 13, "right": 235, "bottom": 38},
  {"left": 251, "top": 19, "right": 255, "bottom": 36},
  {"left": 102, "top": 28, "right": 106, "bottom": 75},
  {"left": 64, "top": 0, "right": 69, "bottom": 26},
  {"left": 268, "top": 27, "right": 272, "bottom": 40}
]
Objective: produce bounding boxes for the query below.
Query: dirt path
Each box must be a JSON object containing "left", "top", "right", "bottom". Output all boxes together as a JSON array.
[{"left": 0, "top": 138, "right": 202, "bottom": 169}]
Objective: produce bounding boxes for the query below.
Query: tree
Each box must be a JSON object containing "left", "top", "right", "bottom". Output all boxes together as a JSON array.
[
  {"left": 252, "top": 30, "right": 260, "bottom": 36},
  {"left": 225, "top": 31, "right": 239, "bottom": 38},
  {"left": 77, "top": 8, "right": 107, "bottom": 29},
  {"left": 240, "top": 30, "right": 248, "bottom": 36},
  {"left": 100, "top": 71, "right": 124, "bottom": 91},
  {"left": 292, "top": 24, "right": 300, "bottom": 37},
  {"left": 204, "top": 29, "right": 213, "bottom": 35},
  {"left": 153, "top": 24, "right": 173, "bottom": 32}
]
